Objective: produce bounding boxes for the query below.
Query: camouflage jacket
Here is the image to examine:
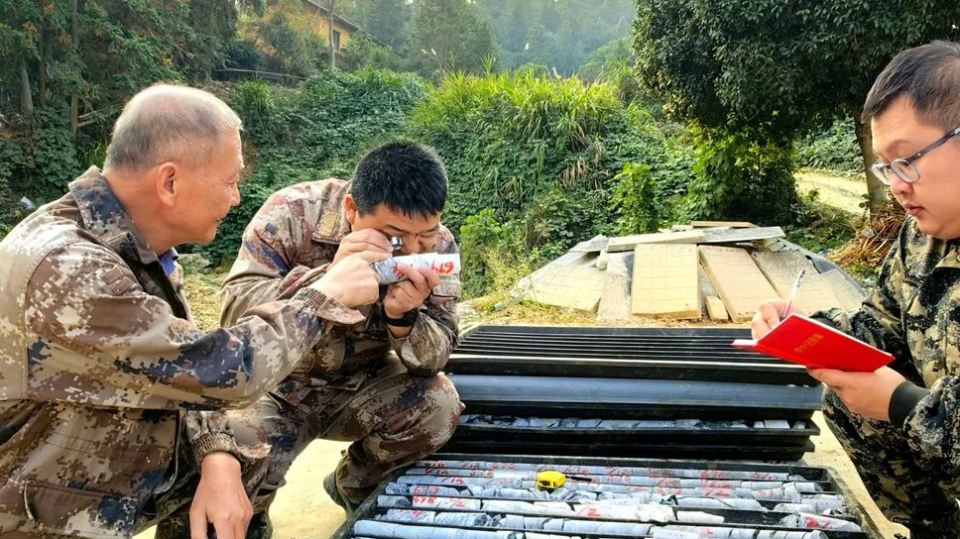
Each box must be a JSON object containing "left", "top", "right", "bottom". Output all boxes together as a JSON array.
[
  {"left": 818, "top": 217, "right": 960, "bottom": 467},
  {"left": 0, "top": 168, "right": 362, "bottom": 537},
  {"left": 220, "top": 179, "right": 460, "bottom": 402}
]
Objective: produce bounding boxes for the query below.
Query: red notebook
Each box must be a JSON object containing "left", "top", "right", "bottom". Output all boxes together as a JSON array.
[{"left": 732, "top": 314, "right": 894, "bottom": 372}]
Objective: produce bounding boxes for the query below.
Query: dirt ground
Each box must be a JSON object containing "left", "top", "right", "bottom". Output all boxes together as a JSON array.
[{"left": 795, "top": 169, "right": 871, "bottom": 215}]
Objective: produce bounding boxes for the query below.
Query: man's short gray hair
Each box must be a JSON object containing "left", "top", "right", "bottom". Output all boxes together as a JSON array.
[
  {"left": 862, "top": 41, "right": 960, "bottom": 131},
  {"left": 104, "top": 84, "right": 242, "bottom": 171}
]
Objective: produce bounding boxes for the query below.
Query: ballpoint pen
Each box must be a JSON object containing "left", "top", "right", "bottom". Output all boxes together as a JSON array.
[{"left": 782, "top": 268, "right": 805, "bottom": 317}]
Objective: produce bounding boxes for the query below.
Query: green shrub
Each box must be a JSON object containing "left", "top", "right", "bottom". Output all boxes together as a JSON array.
[
  {"left": 226, "top": 39, "right": 263, "bottom": 70},
  {"left": 285, "top": 68, "right": 427, "bottom": 171},
  {"left": 409, "top": 69, "right": 679, "bottom": 240},
  {"left": 30, "top": 110, "right": 81, "bottom": 199},
  {"left": 191, "top": 69, "right": 428, "bottom": 264},
  {"left": 523, "top": 187, "right": 620, "bottom": 260},
  {"left": 459, "top": 209, "right": 532, "bottom": 299},
  {"left": 339, "top": 34, "right": 403, "bottom": 73},
  {"left": 612, "top": 162, "right": 660, "bottom": 234},
  {"left": 460, "top": 209, "right": 510, "bottom": 297},
  {"left": 0, "top": 177, "right": 18, "bottom": 241},
  {"left": 682, "top": 129, "right": 799, "bottom": 225},
  {"left": 408, "top": 69, "right": 697, "bottom": 295},
  {"left": 0, "top": 135, "right": 27, "bottom": 210},
  {"left": 1, "top": 109, "right": 83, "bottom": 236},
  {"left": 233, "top": 80, "right": 284, "bottom": 148},
  {"left": 0, "top": 138, "right": 37, "bottom": 240},
  {"left": 797, "top": 117, "right": 863, "bottom": 173}
]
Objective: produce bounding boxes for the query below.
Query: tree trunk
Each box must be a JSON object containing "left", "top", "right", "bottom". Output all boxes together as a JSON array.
[
  {"left": 70, "top": 0, "right": 80, "bottom": 138},
  {"left": 853, "top": 108, "right": 888, "bottom": 214},
  {"left": 38, "top": 30, "right": 47, "bottom": 105},
  {"left": 19, "top": 60, "right": 34, "bottom": 115},
  {"left": 328, "top": 1, "right": 336, "bottom": 71}
]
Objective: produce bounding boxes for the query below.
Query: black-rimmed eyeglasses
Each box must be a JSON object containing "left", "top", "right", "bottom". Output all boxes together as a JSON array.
[{"left": 871, "top": 126, "right": 960, "bottom": 185}]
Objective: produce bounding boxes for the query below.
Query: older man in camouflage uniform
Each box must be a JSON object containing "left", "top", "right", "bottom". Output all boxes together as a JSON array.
[
  {"left": 219, "top": 141, "right": 463, "bottom": 519},
  {"left": 0, "top": 85, "right": 387, "bottom": 539},
  {"left": 754, "top": 41, "right": 960, "bottom": 538}
]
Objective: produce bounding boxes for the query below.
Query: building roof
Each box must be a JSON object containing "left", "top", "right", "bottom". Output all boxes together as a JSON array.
[{"left": 302, "top": 0, "right": 361, "bottom": 33}]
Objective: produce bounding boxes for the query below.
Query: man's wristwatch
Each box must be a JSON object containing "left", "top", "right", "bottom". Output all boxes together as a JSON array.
[{"left": 385, "top": 309, "right": 419, "bottom": 327}]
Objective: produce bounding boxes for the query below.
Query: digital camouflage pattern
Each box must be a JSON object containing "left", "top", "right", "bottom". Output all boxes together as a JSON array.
[
  {"left": 0, "top": 168, "right": 362, "bottom": 538},
  {"left": 219, "top": 178, "right": 463, "bottom": 507},
  {"left": 818, "top": 216, "right": 960, "bottom": 536}
]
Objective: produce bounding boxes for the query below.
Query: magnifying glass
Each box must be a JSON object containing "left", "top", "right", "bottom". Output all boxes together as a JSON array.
[{"left": 388, "top": 236, "right": 404, "bottom": 253}]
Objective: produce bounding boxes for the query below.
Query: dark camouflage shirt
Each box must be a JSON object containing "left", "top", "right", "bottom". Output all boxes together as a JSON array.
[{"left": 820, "top": 217, "right": 960, "bottom": 467}]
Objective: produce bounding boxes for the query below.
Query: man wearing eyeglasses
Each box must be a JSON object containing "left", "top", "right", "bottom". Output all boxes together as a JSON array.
[{"left": 752, "top": 41, "right": 960, "bottom": 536}]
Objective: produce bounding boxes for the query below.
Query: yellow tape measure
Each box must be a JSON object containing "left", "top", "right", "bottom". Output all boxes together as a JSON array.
[{"left": 536, "top": 470, "right": 566, "bottom": 490}]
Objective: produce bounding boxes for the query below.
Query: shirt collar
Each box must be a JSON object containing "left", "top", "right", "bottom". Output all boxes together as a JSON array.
[{"left": 70, "top": 166, "right": 160, "bottom": 266}]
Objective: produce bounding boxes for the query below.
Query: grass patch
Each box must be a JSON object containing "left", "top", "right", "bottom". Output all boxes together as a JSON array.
[{"left": 182, "top": 270, "right": 228, "bottom": 331}]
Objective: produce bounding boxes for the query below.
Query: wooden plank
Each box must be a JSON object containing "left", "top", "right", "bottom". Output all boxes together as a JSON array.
[
  {"left": 598, "top": 253, "right": 631, "bottom": 321},
  {"left": 631, "top": 244, "right": 700, "bottom": 319},
  {"left": 751, "top": 251, "right": 842, "bottom": 313},
  {"left": 526, "top": 265, "right": 605, "bottom": 311},
  {"left": 513, "top": 250, "right": 595, "bottom": 295},
  {"left": 607, "top": 230, "right": 707, "bottom": 252},
  {"left": 691, "top": 220, "right": 756, "bottom": 229},
  {"left": 570, "top": 234, "right": 609, "bottom": 253},
  {"left": 705, "top": 296, "right": 730, "bottom": 321},
  {"left": 702, "top": 226, "right": 785, "bottom": 244},
  {"left": 820, "top": 270, "right": 869, "bottom": 311},
  {"left": 699, "top": 246, "right": 779, "bottom": 323}
]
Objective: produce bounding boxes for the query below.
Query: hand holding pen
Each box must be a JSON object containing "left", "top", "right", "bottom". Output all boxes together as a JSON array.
[
  {"left": 780, "top": 268, "right": 805, "bottom": 318},
  {"left": 752, "top": 268, "right": 807, "bottom": 339}
]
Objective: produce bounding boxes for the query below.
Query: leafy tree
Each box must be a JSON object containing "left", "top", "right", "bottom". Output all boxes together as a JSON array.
[
  {"left": 633, "top": 0, "right": 960, "bottom": 212},
  {"left": 410, "top": 0, "right": 497, "bottom": 77},
  {"left": 259, "top": 11, "right": 322, "bottom": 76},
  {"left": 580, "top": 37, "right": 643, "bottom": 104},
  {"left": 0, "top": 0, "right": 243, "bottom": 206},
  {"left": 339, "top": 33, "right": 402, "bottom": 72},
  {"left": 349, "top": 0, "right": 413, "bottom": 53},
  {"left": 476, "top": 0, "right": 635, "bottom": 75}
]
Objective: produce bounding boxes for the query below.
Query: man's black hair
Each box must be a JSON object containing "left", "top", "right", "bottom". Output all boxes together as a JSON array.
[
  {"left": 351, "top": 140, "right": 448, "bottom": 217},
  {"left": 863, "top": 41, "right": 960, "bottom": 130}
]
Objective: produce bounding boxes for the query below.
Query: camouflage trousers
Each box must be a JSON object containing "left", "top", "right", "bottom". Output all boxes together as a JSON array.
[
  {"left": 152, "top": 354, "right": 462, "bottom": 537},
  {"left": 822, "top": 389, "right": 960, "bottom": 538},
  {"left": 232, "top": 354, "right": 462, "bottom": 508}
]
